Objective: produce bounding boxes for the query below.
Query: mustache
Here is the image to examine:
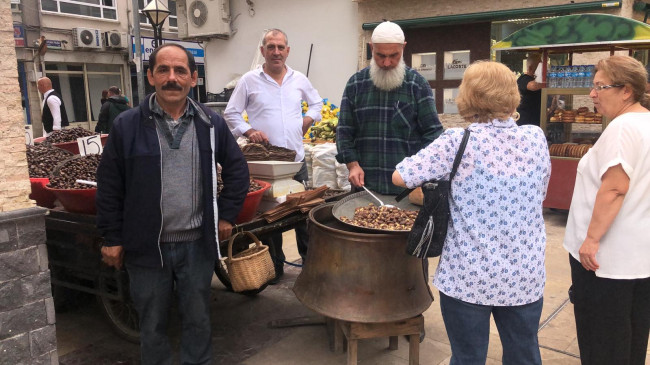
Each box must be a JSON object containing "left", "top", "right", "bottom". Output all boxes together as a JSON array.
[{"left": 161, "top": 82, "right": 183, "bottom": 91}]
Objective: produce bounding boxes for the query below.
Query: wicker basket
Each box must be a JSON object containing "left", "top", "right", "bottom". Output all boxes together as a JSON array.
[{"left": 225, "top": 231, "right": 275, "bottom": 292}]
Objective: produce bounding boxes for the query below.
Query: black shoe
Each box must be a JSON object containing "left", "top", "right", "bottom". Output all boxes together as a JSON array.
[{"left": 269, "top": 271, "right": 283, "bottom": 285}]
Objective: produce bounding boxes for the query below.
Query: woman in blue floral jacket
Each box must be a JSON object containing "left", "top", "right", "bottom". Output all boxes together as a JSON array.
[{"left": 393, "top": 60, "right": 551, "bottom": 364}]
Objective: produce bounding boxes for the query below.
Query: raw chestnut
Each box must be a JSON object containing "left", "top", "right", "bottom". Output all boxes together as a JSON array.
[
  {"left": 216, "top": 163, "right": 263, "bottom": 195},
  {"left": 46, "top": 127, "right": 96, "bottom": 144},
  {"left": 26, "top": 143, "right": 73, "bottom": 178},
  {"left": 47, "top": 154, "right": 101, "bottom": 189}
]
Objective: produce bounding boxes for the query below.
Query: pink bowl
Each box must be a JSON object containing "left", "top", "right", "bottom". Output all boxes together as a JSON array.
[
  {"left": 44, "top": 186, "right": 97, "bottom": 214},
  {"left": 29, "top": 178, "right": 56, "bottom": 208},
  {"left": 235, "top": 180, "right": 271, "bottom": 224}
]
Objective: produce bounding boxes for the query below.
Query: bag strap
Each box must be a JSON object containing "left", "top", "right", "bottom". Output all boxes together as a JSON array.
[
  {"left": 449, "top": 128, "right": 470, "bottom": 181},
  {"left": 395, "top": 128, "right": 471, "bottom": 202}
]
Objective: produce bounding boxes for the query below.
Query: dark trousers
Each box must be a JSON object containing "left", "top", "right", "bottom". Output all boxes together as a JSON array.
[
  {"left": 265, "top": 161, "right": 309, "bottom": 274},
  {"left": 126, "top": 239, "right": 214, "bottom": 365},
  {"left": 569, "top": 255, "right": 650, "bottom": 365}
]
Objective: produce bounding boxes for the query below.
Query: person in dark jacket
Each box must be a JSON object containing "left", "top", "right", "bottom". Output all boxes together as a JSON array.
[
  {"left": 516, "top": 54, "right": 543, "bottom": 126},
  {"left": 95, "top": 86, "right": 130, "bottom": 134},
  {"left": 96, "top": 43, "right": 249, "bottom": 365}
]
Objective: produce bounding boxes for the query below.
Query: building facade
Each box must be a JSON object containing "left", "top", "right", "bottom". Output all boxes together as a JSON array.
[
  {"left": 12, "top": 0, "right": 207, "bottom": 137},
  {"left": 355, "top": 0, "right": 639, "bottom": 116}
]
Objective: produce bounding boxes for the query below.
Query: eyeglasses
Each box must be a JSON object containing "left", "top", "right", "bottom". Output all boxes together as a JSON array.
[{"left": 590, "top": 84, "right": 624, "bottom": 92}]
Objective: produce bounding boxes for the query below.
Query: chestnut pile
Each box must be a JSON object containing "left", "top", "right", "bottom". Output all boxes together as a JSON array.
[
  {"left": 47, "top": 127, "right": 96, "bottom": 144},
  {"left": 47, "top": 154, "right": 101, "bottom": 189},
  {"left": 26, "top": 143, "right": 72, "bottom": 178},
  {"left": 249, "top": 179, "right": 263, "bottom": 193},
  {"left": 216, "top": 163, "right": 263, "bottom": 195},
  {"left": 340, "top": 204, "right": 418, "bottom": 231}
]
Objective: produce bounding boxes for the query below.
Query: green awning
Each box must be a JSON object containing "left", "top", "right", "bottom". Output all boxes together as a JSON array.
[
  {"left": 362, "top": 1, "right": 621, "bottom": 30},
  {"left": 492, "top": 14, "right": 650, "bottom": 51}
]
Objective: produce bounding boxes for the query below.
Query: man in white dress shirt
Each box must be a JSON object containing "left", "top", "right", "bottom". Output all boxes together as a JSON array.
[
  {"left": 37, "top": 77, "right": 69, "bottom": 137},
  {"left": 224, "top": 28, "right": 323, "bottom": 284}
]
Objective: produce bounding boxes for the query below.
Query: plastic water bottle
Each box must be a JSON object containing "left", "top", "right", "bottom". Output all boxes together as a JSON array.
[
  {"left": 556, "top": 66, "right": 565, "bottom": 88},
  {"left": 576, "top": 66, "right": 586, "bottom": 88},
  {"left": 584, "top": 65, "right": 594, "bottom": 88},
  {"left": 547, "top": 67, "right": 556, "bottom": 88},
  {"left": 570, "top": 66, "right": 578, "bottom": 88}
]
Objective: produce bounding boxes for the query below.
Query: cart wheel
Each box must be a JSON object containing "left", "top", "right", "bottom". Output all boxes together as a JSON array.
[
  {"left": 214, "top": 260, "right": 268, "bottom": 296},
  {"left": 97, "top": 271, "right": 140, "bottom": 343}
]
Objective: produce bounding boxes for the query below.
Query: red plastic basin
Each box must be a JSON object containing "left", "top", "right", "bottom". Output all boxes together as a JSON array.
[
  {"left": 51, "top": 134, "right": 109, "bottom": 155},
  {"left": 45, "top": 186, "right": 97, "bottom": 215},
  {"left": 29, "top": 178, "right": 56, "bottom": 208},
  {"left": 235, "top": 180, "right": 271, "bottom": 224}
]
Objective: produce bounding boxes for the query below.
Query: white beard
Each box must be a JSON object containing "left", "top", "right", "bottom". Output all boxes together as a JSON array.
[{"left": 370, "top": 58, "right": 406, "bottom": 91}]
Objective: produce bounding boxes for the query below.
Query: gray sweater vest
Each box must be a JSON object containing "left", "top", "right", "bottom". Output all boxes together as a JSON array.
[{"left": 155, "top": 118, "right": 204, "bottom": 243}]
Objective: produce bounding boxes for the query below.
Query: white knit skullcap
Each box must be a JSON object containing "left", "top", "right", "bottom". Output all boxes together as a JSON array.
[{"left": 371, "top": 21, "right": 405, "bottom": 44}]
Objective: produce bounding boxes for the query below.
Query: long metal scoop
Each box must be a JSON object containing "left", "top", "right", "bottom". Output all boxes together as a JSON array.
[{"left": 361, "top": 186, "right": 395, "bottom": 208}]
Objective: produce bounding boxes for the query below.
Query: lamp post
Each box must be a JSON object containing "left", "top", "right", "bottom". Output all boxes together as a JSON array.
[{"left": 142, "top": 0, "right": 170, "bottom": 49}]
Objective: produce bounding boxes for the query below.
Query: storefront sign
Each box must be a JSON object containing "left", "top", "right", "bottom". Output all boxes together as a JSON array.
[
  {"left": 14, "top": 25, "right": 25, "bottom": 47},
  {"left": 132, "top": 36, "right": 205, "bottom": 64},
  {"left": 412, "top": 52, "right": 436, "bottom": 81},
  {"left": 46, "top": 40, "right": 62, "bottom": 50},
  {"left": 443, "top": 50, "right": 470, "bottom": 80}
]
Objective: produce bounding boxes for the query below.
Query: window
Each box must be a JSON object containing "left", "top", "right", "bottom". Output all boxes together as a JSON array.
[
  {"left": 168, "top": 0, "right": 177, "bottom": 28},
  {"left": 443, "top": 88, "right": 459, "bottom": 114},
  {"left": 45, "top": 63, "right": 124, "bottom": 122},
  {"left": 11, "top": 0, "right": 21, "bottom": 12},
  {"left": 41, "top": 0, "right": 117, "bottom": 20},
  {"left": 138, "top": 0, "right": 149, "bottom": 24}
]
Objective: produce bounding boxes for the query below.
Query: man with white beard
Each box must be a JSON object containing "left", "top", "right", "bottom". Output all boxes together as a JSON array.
[{"left": 336, "top": 21, "right": 442, "bottom": 195}]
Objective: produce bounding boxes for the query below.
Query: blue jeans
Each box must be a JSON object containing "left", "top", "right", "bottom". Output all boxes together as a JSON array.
[
  {"left": 439, "top": 291, "right": 543, "bottom": 365},
  {"left": 126, "top": 239, "right": 214, "bottom": 365}
]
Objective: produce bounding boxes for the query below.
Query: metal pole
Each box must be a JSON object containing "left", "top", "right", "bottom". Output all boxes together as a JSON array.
[
  {"left": 306, "top": 43, "right": 313, "bottom": 77},
  {"left": 132, "top": 0, "right": 145, "bottom": 104}
]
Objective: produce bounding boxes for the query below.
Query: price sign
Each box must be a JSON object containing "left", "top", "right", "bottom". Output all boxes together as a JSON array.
[
  {"left": 77, "top": 135, "right": 103, "bottom": 156},
  {"left": 25, "top": 125, "right": 33, "bottom": 145}
]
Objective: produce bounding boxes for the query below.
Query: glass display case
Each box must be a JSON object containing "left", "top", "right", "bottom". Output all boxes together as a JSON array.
[{"left": 539, "top": 87, "right": 606, "bottom": 209}]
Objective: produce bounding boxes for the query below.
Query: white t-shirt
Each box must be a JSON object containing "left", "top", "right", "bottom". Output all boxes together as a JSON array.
[
  {"left": 564, "top": 112, "right": 650, "bottom": 279},
  {"left": 534, "top": 63, "right": 542, "bottom": 83}
]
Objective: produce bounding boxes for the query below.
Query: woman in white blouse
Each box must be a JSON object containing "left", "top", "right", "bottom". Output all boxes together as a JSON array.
[
  {"left": 563, "top": 55, "right": 650, "bottom": 365},
  {"left": 393, "top": 61, "right": 550, "bottom": 364}
]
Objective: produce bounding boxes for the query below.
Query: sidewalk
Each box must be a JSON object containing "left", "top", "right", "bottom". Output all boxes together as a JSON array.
[{"left": 56, "top": 209, "right": 649, "bottom": 364}]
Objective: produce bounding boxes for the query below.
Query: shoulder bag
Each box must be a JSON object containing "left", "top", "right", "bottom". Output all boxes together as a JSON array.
[{"left": 399, "top": 129, "right": 470, "bottom": 258}]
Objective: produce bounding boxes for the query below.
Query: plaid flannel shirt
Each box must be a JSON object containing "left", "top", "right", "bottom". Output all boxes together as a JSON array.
[{"left": 335, "top": 66, "right": 443, "bottom": 195}]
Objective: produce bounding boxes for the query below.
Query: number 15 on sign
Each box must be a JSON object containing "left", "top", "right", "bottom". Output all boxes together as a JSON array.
[{"left": 78, "top": 135, "right": 103, "bottom": 156}]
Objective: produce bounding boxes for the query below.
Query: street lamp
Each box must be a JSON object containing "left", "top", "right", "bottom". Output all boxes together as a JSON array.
[{"left": 142, "top": 0, "right": 170, "bottom": 49}]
